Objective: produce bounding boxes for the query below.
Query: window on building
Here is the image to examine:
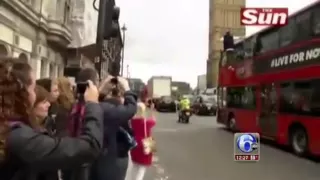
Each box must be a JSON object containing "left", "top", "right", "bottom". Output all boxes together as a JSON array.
[
  {"left": 50, "top": 63, "right": 55, "bottom": 77},
  {"left": 279, "top": 19, "right": 296, "bottom": 47},
  {"left": 40, "top": 59, "right": 47, "bottom": 78},
  {"left": 295, "top": 10, "right": 311, "bottom": 41},
  {"left": 64, "top": 0, "right": 70, "bottom": 24}
]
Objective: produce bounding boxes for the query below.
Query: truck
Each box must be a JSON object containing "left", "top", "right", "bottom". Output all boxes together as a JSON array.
[{"left": 147, "top": 76, "right": 172, "bottom": 99}]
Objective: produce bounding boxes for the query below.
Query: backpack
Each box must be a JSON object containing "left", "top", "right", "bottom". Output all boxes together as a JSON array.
[
  {"left": 65, "top": 103, "right": 90, "bottom": 180},
  {"left": 68, "top": 100, "right": 85, "bottom": 137}
]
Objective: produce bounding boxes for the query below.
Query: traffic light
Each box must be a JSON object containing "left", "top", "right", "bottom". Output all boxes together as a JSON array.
[{"left": 103, "top": 4, "right": 120, "bottom": 39}]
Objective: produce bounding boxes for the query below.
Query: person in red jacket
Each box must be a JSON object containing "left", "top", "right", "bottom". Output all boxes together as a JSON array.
[{"left": 126, "top": 102, "right": 156, "bottom": 180}]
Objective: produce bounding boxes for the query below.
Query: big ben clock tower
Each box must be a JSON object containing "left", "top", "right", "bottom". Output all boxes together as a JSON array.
[{"left": 207, "top": 0, "right": 246, "bottom": 88}]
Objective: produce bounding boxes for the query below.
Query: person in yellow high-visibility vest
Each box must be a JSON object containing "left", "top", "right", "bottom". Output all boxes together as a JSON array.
[
  {"left": 179, "top": 97, "right": 190, "bottom": 110},
  {"left": 178, "top": 96, "right": 190, "bottom": 122}
]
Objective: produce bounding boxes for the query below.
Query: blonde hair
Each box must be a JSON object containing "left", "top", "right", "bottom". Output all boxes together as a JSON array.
[
  {"left": 134, "top": 102, "right": 146, "bottom": 118},
  {"left": 57, "top": 77, "right": 75, "bottom": 110},
  {"left": 132, "top": 102, "right": 156, "bottom": 122}
]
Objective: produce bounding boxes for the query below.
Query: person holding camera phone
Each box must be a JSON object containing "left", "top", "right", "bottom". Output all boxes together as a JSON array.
[
  {"left": 70, "top": 68, "right": 137, "bottom": 180},
  {"left": 91, "top": 75, "right": 138, "bottom": 180},
  {"left": 0, "top": 59, "right": 103, "bottom": 180}
]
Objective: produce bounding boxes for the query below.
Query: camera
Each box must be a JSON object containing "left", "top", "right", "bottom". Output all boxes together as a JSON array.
[
  {"left": 110, "top": 77, "right": 120, "bottom": 96},
  {"left": 110, "top": 77, "right": 118, "bottom": 84},
  {"left": 76, "top": 82, "right": 88, "bottom": 94}
]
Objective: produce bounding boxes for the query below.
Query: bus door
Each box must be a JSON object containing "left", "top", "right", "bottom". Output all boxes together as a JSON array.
[{"left": 258, "top": 83, "right": 278, "bottom": 137}]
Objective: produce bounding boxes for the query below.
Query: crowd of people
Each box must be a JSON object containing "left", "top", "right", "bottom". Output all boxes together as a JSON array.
[{"left": 0, "top": 57, "right": 156, "bottom": 180}]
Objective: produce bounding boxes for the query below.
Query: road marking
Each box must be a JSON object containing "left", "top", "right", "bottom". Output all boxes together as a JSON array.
[
  {"left": 155, "top": 126, "right": 213, "bottom": 133},
  {"left": 152, "top": 155, "right": 170, "bottom": 180}
]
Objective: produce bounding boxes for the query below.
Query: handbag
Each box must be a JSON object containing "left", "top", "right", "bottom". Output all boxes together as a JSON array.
[
  {"left": 118, "top": 126, "right": 137, "bottom": 151},
  {"left": 141, "top": 115, "right": 156, "bottom": 155}
]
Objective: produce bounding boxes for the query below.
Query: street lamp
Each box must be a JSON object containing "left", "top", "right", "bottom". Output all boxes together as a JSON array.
[{"left": 121, "top": 24, "right": 127, "bottom": 76}]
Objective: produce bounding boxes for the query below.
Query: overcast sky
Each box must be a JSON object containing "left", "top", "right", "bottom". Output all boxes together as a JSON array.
[{"left": 116, "top": 0, "right": 317, "bottom": 87}]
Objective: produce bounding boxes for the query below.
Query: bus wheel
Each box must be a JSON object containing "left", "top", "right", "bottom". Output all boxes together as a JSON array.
[
  {"left": 290, "top": 127, "right": 308, "bottom": 156},
  {"left": 228, "top": 117, "right": 236, "bottom": 132}
]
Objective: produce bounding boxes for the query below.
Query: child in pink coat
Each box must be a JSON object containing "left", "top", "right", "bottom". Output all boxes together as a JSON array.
[{"left": 126, "top": 102, "right": 156, "bottom": 180}]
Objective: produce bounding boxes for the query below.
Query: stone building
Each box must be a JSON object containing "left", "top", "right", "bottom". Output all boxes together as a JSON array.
[
  {"left": 0, "top": 0, "right": 72, "bottom": 79},
  {"left": 207, "top": 0, "right": 245, "bottom": 88}
]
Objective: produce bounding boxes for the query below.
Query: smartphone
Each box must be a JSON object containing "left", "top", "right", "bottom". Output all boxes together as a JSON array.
[
  {"left": 77, "top": 82, "right": 89, "bottom": 94},
  {"left": 110, "top": 77, "right": 118, "bottom": 84}
]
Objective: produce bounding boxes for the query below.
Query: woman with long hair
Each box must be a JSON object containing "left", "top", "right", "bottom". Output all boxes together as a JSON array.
[
  {"left": 56, "top": 76, "right": 75, "bottom": 137},
  {"left": 32, "top": 85, "right": 62, "bottom": 180},
  {"left": 0, "top": 58, "right": 103, "bottom": 180},
  {"left": 57, "top": 77, "right": 75, "bottom": 110},
  {"left": 32, "top": 85, "right": 51, "bottom": 130},
  {"left": 36, "top": 78, "right": 60, "bottom": 134}
]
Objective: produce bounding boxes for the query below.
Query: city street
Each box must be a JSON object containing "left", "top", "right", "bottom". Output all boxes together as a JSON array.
[{"left": 141, "top": 112, "right": 320, "bottom": 180}]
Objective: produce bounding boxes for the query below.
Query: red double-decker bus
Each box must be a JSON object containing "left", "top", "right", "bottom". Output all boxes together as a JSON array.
[{"left": 217, "top": 1, "right": 320, "bottom": 156}]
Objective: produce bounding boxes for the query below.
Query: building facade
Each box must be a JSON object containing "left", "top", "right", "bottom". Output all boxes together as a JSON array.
[
  {"left": 172, "top": 81, "right": 191, "bottom": 96},
  {"left": 197, "top": 74, "right": 207, "bottom": 91},
  {"left": 207, "top": 0, "right": 245, "bottom": 88},
  {"left": 0, "top": 0, "right": 72, "bottom": 79}
]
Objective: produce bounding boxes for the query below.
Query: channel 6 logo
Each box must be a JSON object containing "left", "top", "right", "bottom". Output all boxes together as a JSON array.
[{"left": 235, "top": 133, "right": 259, "bottom": 153}]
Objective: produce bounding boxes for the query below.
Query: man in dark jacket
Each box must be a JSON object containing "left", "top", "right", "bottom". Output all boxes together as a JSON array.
[
  {"left": 91, "top": 75, "right": 137, "bottom": 180},
  {"left": 223, "top": 31, "right": 235, "bottom": 51},
  {"left": 73, "top": 68, "right": 137, "bottom": 180}
]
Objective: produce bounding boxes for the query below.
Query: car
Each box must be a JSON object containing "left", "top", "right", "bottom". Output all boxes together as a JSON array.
[
  {"left": 192, "top": 95, "right": 217, "bottom": 115},
  {"left": 156, "top": 96, "right": 176, "bottom": 112}
]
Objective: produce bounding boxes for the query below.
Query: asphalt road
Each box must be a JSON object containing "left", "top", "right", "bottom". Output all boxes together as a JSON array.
[{"left": 139, "top": 111, "right": 320, "bottom": 180}]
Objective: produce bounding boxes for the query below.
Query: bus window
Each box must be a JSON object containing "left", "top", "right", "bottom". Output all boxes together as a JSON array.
[
  {"left": 253, "top": 35, "right": 263, "bottom": 56},
  {"left": 260, "top": 29, "right": 279, "bottom": 52},
  {"left": 261, "top": 84, "right": 277, "bottom": 115},
  {"left": 295, "top": 10, "right": 311, "bottom": 41},
  {"left": 243, "top": 37, "right": 254, "bottom": 58},
  {"left": 218, "top": 87, "right": 227, "bottom": 108},
  {"left": 226, "top": 87, "right": 256, "bottom": 109},
  {"left": 280, "top": 19, "right": 296, "bottom": 47},
  {"left": 280, "top": 81, "right": 313, "bottom": 114},
  {"left": 220, "top": 51, "right": 227, "bottom": 67},
  {"left": 294, "top": 81, "right": 312, "bottom": 113},
  {"left": 227, "top": 87, "right": 241, "bottom": 108},
  {"left": 243, "top": 87, "right": 256, "bottom": 109},
  {"left": 234, "top": 42, "right": 244, "bottom": 63},
  {"left": 310, "top": 80, "right": 320, "bottom": 116},
  {"left": 279, "top": 82, "right": 295, "bottom": 113},
  {"left": 312, "top": 5, "right": 320, "bottom": 35}
]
